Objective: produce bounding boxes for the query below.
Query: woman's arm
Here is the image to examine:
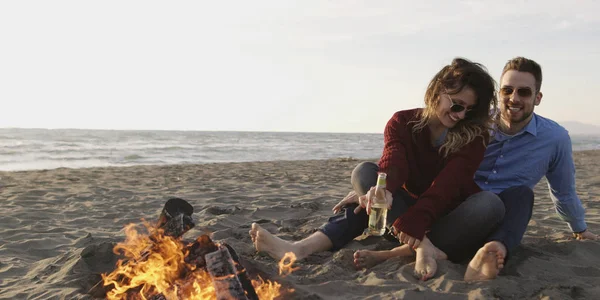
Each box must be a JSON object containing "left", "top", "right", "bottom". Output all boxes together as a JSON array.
[
  {"left": 378, "top": 111, "right": 411, "bottom": 195},
  {"left": 392, "top": 134, "right": 487, "bottom": 240}
]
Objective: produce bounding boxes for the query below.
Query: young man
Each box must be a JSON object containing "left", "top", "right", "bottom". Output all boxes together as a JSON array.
[
  {"left": 463, "top": 57, "right": 598, "bottom": 281},
  {"left": 350, "top": 57, "right": 598, "bottom": 281}
]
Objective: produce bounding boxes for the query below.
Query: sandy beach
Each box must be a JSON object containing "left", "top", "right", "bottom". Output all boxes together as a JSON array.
[{"left": 1, "top": 151, "right": 599, "bottom": 300}]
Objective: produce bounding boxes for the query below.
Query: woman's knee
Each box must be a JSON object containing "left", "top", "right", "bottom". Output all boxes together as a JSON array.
[
  {"left": 350, "top": 162, "right": 378, "bottom": 194},
  {"left": 467, "top": 191, "right": 505, "bottom": 224}
]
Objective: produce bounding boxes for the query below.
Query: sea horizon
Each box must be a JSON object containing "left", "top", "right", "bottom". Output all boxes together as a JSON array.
[
  {"left": 0, "top": 126, "right": 383, "bottom": 135},
  {"left": 1, "top": 127, "right": 599, "bottom": 172}
]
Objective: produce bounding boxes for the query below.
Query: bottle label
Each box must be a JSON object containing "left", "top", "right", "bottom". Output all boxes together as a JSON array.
[{"left": 376, "top": 173, "right": 387, "bottom": 188}]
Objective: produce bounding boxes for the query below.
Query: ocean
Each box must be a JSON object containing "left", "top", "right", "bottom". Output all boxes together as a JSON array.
[{"left": 1, "top": 128, "right": 599, "bottom": 172}]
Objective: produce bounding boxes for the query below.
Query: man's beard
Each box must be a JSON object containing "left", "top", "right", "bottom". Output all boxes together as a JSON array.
[{"left": 502, "top": 107, "right": 533, "bottom": 125}]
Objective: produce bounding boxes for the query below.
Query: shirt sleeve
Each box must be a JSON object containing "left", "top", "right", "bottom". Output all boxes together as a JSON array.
[
  {"left": 546, "top": 132, "right": 587, "bottom": 232},
  {"left": 378, "top": 112, "right": 410, "bottom": 195},
  {"left": 392, "top": 134, "right": 487, "bottom": 240}
]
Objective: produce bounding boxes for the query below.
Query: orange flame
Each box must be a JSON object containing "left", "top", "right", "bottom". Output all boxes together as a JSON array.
[
  {"left": 101, "top": 222, "right": 215, "bottom": 299},
  {"left": 251, "top": 252, "right": 298, "bottom": 298},
  {"left": 251, "top": 276, "right": 282, "bottom": 299},
  {"left": 278, "top": 252, "right": 300, "bottom": 277},
  {"left": 101, "top": 222, "right": 298, "bottom": 300}
]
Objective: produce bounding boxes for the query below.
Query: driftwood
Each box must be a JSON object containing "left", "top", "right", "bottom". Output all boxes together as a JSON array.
[{"left": 88, "top": 198, "right": 258, "bottom": 300}]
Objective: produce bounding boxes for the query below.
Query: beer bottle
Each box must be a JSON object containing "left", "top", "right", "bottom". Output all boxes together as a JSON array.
[{"left": 367, "top": 172, "right": 388, "bottom": 236}]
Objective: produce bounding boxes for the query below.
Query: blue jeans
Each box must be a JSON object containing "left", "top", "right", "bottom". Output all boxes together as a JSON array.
[{"left": 319, "top": 162, "right": 508, "bottom": 262}]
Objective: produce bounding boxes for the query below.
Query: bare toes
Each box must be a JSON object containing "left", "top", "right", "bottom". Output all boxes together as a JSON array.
[{"left": 414, "top": 270, "right": 426, "bottom": 281}]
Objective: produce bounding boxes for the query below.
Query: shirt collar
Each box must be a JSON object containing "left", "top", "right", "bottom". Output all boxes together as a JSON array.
[
  {"left": 522, "top": 114, "right": 538, "bottom": 136},
  {"left": 493, "top": 113, "right": 538, "bottom": 141}
]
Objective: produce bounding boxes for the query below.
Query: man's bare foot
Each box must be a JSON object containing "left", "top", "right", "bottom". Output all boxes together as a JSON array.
[
  {"left": 249, "top": 223, "right": 303, "bottom": 261},
  {"left": 464, "top": 241, "right": 506, "bottom": 282},
  {"left": 414, "top": 236, "right": 447, "bottom": 281}
]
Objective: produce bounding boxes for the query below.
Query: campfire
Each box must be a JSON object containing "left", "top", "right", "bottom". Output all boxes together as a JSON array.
[{"left": 97, "top": 198, "right": 296, "bottom": 300}]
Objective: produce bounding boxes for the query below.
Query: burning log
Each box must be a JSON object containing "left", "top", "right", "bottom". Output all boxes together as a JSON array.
[
  {"left": 156, "top": 197, "right": 195, "bottom": 238},
  {"left": 206, "top": 245, "right": 248, "bottom": 300},
  {"left": 91, "top": 198, "right": 262, "bottom": 300},
  {"left": 185, "top": 235, "right": 258, "bottom": 300},
  {"left": 185, "top": 234, "right": 218, "bottom": 268},
  {"left": 223, "top": 243, "right": 259, "bottom": 300}
]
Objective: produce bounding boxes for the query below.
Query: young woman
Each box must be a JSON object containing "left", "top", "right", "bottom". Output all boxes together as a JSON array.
[{"left": 250, "top": 58, "right": 503, "bottom": 281}]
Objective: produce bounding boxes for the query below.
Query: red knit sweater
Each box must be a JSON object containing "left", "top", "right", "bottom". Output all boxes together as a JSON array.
[{"left": 378, "top": 109, "right": 486, "bottom": 240}]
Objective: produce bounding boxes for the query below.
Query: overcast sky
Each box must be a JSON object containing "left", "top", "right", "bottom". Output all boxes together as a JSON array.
[{"left": 1, "top": 0, "right": 599, "bottom": 133}]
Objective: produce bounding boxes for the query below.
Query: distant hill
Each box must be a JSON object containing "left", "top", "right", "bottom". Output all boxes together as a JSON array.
[{"left": 558, "top": 121, "right": 600, "bottom": 136}]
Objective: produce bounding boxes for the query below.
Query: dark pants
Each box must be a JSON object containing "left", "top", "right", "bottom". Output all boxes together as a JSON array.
[
  {"left": 486, "top": 185, "right": 535, "bottom": 258},
  {"left": 319, "top": 162, "right": 513, "bottom": 262}
]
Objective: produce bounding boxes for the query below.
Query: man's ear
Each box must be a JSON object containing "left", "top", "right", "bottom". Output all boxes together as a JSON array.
[{"left": 534, "top": 91, "right": 543, "bottom": 106}]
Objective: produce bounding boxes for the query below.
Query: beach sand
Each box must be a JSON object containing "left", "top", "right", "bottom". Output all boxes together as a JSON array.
[{"left": 1, "top": 151, "right": 599, "bottom": 300}]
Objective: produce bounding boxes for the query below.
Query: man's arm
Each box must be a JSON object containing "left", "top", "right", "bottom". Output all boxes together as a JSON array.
[{"left": 545, "top": 132, "right": 587, "bottom": 233}]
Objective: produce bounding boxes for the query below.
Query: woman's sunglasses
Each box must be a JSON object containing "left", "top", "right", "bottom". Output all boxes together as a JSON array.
[
  {"left": 446, "top": 93, "right": 473, "bottom": 113},
  {"left": 499, "top": 86, "right": 533, "bottom": 98}
]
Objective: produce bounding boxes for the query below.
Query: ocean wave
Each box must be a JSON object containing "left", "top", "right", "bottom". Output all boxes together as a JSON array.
[
  {"left": 123, "top": 154, "right": 144, "bottom": 161},
  {"left": 1, "top": 128, "right": 597, "bottom": 171}
]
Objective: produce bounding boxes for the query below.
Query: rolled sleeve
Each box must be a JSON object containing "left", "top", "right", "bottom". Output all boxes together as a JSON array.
[{"left": 546, "top": 133, "right": 587, "bottom": 232}]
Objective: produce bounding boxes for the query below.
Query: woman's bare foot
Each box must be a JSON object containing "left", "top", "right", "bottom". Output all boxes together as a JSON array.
[
  {"left": 353, "top": 244, "right": 415, "bottom": 269},
  {"left": 249, "top": 223, "right": 303, "bottom": 261},
  {"left": 464, "top": 241, "right": 506, "bottom": 282},
  {"left": 414, "top": 236, "right": 447, "bottom": 281},
  {"left": 353, "top": 250, "right": 389, "bottom": 269}
]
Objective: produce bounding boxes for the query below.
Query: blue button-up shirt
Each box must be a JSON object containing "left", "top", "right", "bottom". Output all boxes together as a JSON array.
[{"left": 474, "top": 113, "right": 587, "bottom": 232}]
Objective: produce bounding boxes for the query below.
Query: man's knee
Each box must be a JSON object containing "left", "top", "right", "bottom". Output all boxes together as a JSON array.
[
  {"left": 503, "top": 185, "right": 534, "bottom": 207},
  {"left": 351, "top": 162, "right": 378, "bottom": 194},
  {"left": 515, "top": 185, "right": 534, "bottom": 200}
]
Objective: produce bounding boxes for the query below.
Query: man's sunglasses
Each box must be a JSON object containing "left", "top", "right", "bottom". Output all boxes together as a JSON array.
[
  {"left": 446, "top": 93, "right": 473, "bottom": 113},
  {"left": 499, "top": 87, "right": 533, "bottom": 98}
]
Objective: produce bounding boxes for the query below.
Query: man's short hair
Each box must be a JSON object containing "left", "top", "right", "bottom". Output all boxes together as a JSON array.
[{"left": 501, "top": 57, "right": 543, "bottom": 92}]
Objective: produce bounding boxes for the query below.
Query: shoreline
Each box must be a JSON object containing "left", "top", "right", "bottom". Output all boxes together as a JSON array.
[
  {"left": 0, "top": 156, "right": 369, "bottom": 173},
  {"left": 2, "top": 149, "right": 599, "bottom": 173}
]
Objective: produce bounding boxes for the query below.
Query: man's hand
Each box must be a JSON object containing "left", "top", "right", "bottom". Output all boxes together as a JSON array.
[
  {"left": 354, "top": 194, "right": 370, "bottom": 214},
  {"left": 573, "top": 230, "right": 598, "bottom": 240},
  {"left": 332, "top": 191, "right": 359, "bottom": 214},
  {"left": 353, "top": 186, "right": 393, "bottom": 215}
]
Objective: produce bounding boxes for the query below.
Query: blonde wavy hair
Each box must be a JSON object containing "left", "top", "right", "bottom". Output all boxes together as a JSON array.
[{"left": 412, "top": 58, "right": 497, "bottom": 157}]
